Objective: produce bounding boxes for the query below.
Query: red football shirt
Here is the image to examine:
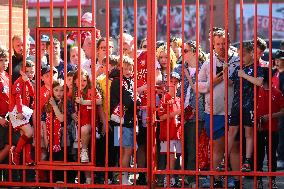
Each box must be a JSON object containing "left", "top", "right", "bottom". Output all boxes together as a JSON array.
[
  {"left": 137, "top": 50, "right": 148, "bottom": 106},
  {"left": 0, "top": 72, "right": 9, "bottom": 116},
  {"left": 78, "top": 89, "right": 101, "bottom": 127},
  {"left": 40, "top": 85, "right": 50, "bottom": 112},
  {"left": 272, "top": 71, "right": 280, "bottom": 91},
  {"left": 158, "top": 93, "right": 181, "bottom": 140},
  {"left": 257, "top": 87, "right": 284, "bottom": 131},
  {"left": 10, "top": 77, "right": 35, "bottom": 113}
]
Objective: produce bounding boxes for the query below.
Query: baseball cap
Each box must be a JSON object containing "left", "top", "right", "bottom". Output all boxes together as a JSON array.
[
  {"left": 41, "top": 35, "right": 50, "bottom": 42},
  {"left": 81, "top": 12, "right": 93, "bottom": 24},
  {"left": 41, "top": 65, "right": 57, "bottom": 76},
  {"left": 170, "top": 72, "right": 181, "bottom": 81},
  {"left": 275, "top": 50, "right": 284, "bottom": 60}
]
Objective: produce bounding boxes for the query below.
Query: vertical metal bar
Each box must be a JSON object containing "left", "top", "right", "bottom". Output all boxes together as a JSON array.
[
  {"left": 22, "top": 0, "right": 27, "bottom": 183},
  {"left": 105, "top": 0, "right": 110, "bottom": 183},
  {"left": 209, "top": 1, "right": 214, "bottom": 184},
  {"left": 253, "top": 1, "right": 258, "bottom": 187},
  {"left": 35, "top": 1, "right": 41, "bottom": 184},
  {"left": 49, "top": 29, "right": 54, "bottom": 183},
  {"left": 166, "top": 0, "right": 171, "bottom": 186},
  {"left": 78, "top": 0, "right": 81, "bottom": 27},
  {"left": 50, "top": 0, "right": 53, "bottom": 27},
  {"left": 64, "top": 0, "right": 67, "bottom": 27},
  {"left": 195, "top": 1, "right": 200, "bottom": 188},
  {"left": 63, "top": 29, "right": 67, "bottom": 184},
  {"left": 76, "top": 28, "right": 81, "bottom": 184},
  {"left": 119, "top": 0, "right": 124, "bottom": 185},
  {"left": 89, "top": 28, "right": 97, "bottom": 184},
  {"left": 35, "top": 28, "right": 41, "bottom": 184},
  {"left": 268, "top": 0, "right": 273, "bottom": 187},
  {"left": 133, "top": 0, "right": 138, "bottom": 185},
  {"left": 37, "top": 0, "right": 40, "bottom": 26},
  {"left": 224, "top": 0, "right": 229, "bottom": 187},
  {"left": 147, "top": 0, "right": 155, "bottom": 187},
  {"left": 91, "top": 3, "right": 96, "bottom": 184},
  {"left": 8, "top": 0, "right": 13, "bottom": 182},
  {"left": 239, "top": 0, "right": 244, "bottom": 187},
  {"left": 181, "top": 0, "right": 185, "bottom": 188}
]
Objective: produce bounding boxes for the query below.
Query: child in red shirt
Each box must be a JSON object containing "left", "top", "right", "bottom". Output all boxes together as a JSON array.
[
  {"left": 0, "top": 47, "right": 10, "bottom": 164},
  {"left": 256, "top": 67, "right": 284, "bottom": 188},
  {"left": 9, "top": 60, "right": 35, "bottom": 165},
  {"left": 72, "top": 69, "right": 103, "bottom": 183},
  {"left": 158, "top": 72, "right": 181, "bottom": 188}
]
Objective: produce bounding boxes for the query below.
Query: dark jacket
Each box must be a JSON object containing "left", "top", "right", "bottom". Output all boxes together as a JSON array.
[{"left": 109, "top": 68, "right": 141, "bottom": 128}]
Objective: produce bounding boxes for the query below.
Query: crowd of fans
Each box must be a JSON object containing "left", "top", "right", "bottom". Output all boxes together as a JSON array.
[{"left": 0, "top": 12, "right": 284, "bottom": 189}]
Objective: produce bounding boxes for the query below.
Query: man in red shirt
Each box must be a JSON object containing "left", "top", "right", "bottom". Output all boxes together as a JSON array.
[
  {"left": 0, "top": 47, "right": 10, "bottom": 165},
  {"left": 9, "top": 60, "right": 35, "bottom": 165},
  {"left": 256, "top": 67, "right": 284, "bottom": 188}
]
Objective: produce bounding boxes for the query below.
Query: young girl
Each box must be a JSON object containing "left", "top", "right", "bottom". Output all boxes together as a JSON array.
[
  {"left": 43, "top": 79, "right": 66, "bottom": 183},
  {"left": 158, "top": 72, "right": 181, "bottom": 188},
  {"left": 10, "top": 60, "right": 35, "bottom": 166},
  {"left": 72, "top": 69, "right": 103, "bottom": 183}
]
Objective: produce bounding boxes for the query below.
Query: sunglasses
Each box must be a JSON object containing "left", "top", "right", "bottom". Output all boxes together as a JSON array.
[{"left": 142, "top": 45, "right": 147, "bottom": 48}]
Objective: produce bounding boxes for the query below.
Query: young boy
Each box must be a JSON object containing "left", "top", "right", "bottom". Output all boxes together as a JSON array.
[
  {"left": 96, "top": 55, "right": 119, "bottom": 184},
  {"left": 256, "top": 67, "right": 284, "bottom": 189},
  {"left": 228, "top": 42, "right": 264, "bottom": 172},
  {"left": 109, "top": 55, "right": 140, "bottom": 185},
  {"left": 0, "top": 47, "right": 10, "bottom": 165},
  {"left": 158, "top": 72, "right": 181, "bottom": 188},
  {"left": 9, "top": 60, "right": 35, "bottom": 165}
]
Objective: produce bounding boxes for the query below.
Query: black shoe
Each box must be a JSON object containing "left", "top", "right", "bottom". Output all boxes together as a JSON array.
[
  {"left": 256, "top": 179, "right": 263, "bottom": 189},
  {"left": 272, "top": 179, "right": 278, "bottom": 189},
  {"left": 136, "top": 175, "right": 147, "bottom": 185},
  {"left": 213, "top": 180, "right": 223, "bottom": 188},
  {"left": 233, "top": 179, "right": 240, "bottom": 189}
]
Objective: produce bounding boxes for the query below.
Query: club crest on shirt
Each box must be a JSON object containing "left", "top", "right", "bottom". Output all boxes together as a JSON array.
[
  {"left": 2, "top": 85, "right": 9, "bottom": 93},
  {"left": 140, "top": 60, "right": 146, "bottom": 66}
]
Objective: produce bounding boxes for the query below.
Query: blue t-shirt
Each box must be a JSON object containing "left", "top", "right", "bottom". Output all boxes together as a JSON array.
[
  {"left": 55, "top": 60, "right": 73, "bottom": 79},
  {"left": 230, "top": 64, "right": 264, "bottom": 110}
]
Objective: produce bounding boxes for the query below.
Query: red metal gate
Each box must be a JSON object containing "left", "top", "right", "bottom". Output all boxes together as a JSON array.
[{"left": 0, "top": 0, "right": 283, "bottom": 188}]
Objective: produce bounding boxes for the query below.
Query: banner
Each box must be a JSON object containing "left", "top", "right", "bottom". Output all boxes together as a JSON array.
[
  {"left": 28, "top": 0, "right": 90, "bottom": 7},
  {"left": 236, "top": 3, "right": 284, "bottom": 41},
  {"left": 110, "top": 4, "right": 207, "bottom": 48}
]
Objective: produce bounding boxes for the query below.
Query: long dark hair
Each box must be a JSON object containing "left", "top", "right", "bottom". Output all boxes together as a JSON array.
[
  {"left": 72, "top": 69, "right": 92, "bottom": 101},
  {"left": 185, "top": 40, "right": 207, "bottom": 63},
  {"left": 45, "top": 79, "right": 64, "bottom": 113}
]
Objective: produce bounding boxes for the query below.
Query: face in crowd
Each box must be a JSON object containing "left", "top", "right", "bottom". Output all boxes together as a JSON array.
[
  {"left": 213, "top": 35, "right": 226, "bottom": 59},
  {"left": 70, "top": 47, "right": 86, "bottom": 66},
  {"left": 82, "top": 36, "right": 92, "bottom": 59},
  {"left": 118, "top": 34, "right": 134, "bottom": 57},
  {"left": 97, "top": 39, "right": 114, "bottom": 61},
  {"left": 13, "top": 36, "right": 24, "bottom": 57}
]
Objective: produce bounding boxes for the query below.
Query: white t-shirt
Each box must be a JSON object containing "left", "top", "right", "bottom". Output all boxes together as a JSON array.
[
  {"left": 184, "top": 67, "right": 196, "bottom": 107},
  {"left": 81, "top": 59, "right": 101, "bottom": 79}
]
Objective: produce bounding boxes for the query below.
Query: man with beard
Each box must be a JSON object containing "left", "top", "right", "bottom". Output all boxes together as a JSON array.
[{"left": 11, "top": 35, "right": 24, "bottom": 84}]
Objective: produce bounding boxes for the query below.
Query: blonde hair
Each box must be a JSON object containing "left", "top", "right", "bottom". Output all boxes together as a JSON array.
[
  {"left": 156, "top": 44, "right": 177, "bottom": 71},
  {"left": 170, "top": 37, "right": 182, "bottom": 48},
  {"left": 121, "top": 55, "right": 134, "bottom": 66}
]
